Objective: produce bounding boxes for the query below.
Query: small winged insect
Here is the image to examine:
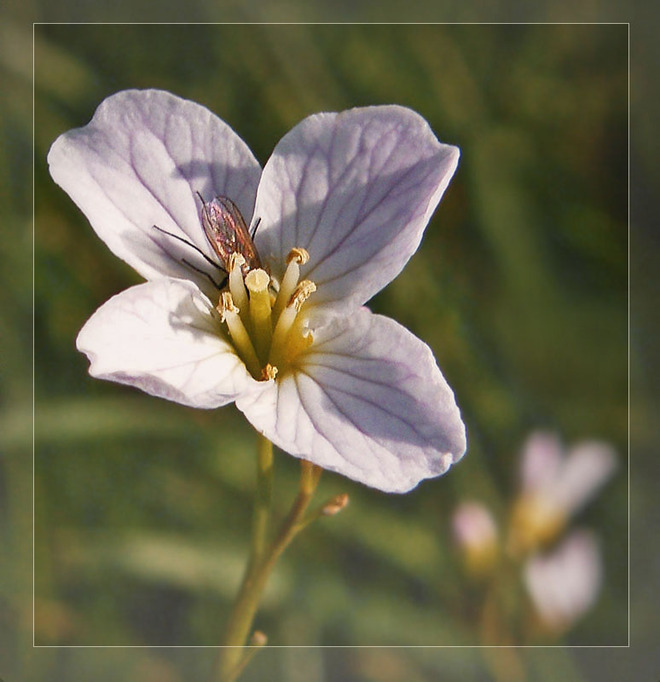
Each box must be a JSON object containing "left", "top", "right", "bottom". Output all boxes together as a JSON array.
[
  {"left": 198, "top": 193, "right": 262, "bottom": 278},
  {"left": 153, "top": 193, "right": 261, "bottom": 290}
]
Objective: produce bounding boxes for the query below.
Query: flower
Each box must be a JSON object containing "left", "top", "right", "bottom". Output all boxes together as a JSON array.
[
  {"left": 451, "top": 501, "right": 499, "bottom": 577},
  {"left": 523, "top": 530, "right": 602, "bottom": 633},
  {"left": 509, "top": 431, "right": 617, "bottom": 552},
  {"left": 48, "top": 89, "right": 466, "bottom": 493}
]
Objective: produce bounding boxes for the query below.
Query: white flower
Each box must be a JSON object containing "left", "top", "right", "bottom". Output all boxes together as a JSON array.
[
  {"left": 510, "top": 431, "right": 617, "bottom": 551},
  {"left": 524, "top": 530, "right": 602, "bottom": 632},
  {"left": 48, "top": 89, "right": 466, "bottom": 493}
]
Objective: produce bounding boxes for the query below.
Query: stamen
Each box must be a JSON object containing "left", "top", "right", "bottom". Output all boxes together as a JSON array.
[
  {"left": 272, "top": 247, "right": 310, "bottom": 322},
  {"left": 217, "top": 291, "right": 237, "bottom": 322},
  {"left": 228, "top": 253, "right": 249, "bottom": 313},
  {"left": 286, "top": 328, "right": 314, "bottom": 359},
  {"left": 269, "top": 279, "right": 316, "bottom": 367},
  {"left": 216, "top": 247, "right": 316, "bottom": 379},
  {"left": 218, "top": 292, "right": 262, "bottom": 378},
  {"left": 287, "top": 247, "right": 310, "bottom": 266},
  {"left": 260, "top": 363, "right": 278, "bottom": 381},
  {"left": 245, "top": 268, "right": 273, "bottom": 361},
  {"left": 289, "top": 280, "right": 316, "bottom": 311}
]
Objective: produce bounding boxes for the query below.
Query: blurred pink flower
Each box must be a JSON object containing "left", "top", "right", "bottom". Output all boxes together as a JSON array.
[
  {"left": 510, "top": 432, "right": 617, "bottom": 553},
  {"left": 524, "top": 530, "right": 602, "bottom": 632},
  {"left": 452, "top": 501, "right": 499, "bottom": 577},
  {"left": 520, "top": 432, "right": 618, "bottom": 516}
]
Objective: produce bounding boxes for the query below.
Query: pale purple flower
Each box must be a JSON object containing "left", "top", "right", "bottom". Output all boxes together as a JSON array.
[
  {"left": 510, "top": 431, "right": 617, "bottom": 551},
  {"left": 524, "top": 530, "right": 602, "bottom": 632},
  {"left": 47, "top": 89, "right": 466, "bottom": 493},
  {"left": 520, "top": 432, "right": 617, "bottom": 517}
]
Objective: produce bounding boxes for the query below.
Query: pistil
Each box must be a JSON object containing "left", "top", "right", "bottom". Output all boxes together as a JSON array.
[
  {"left": 219, "top": 247, "right": 316, "bottom": 379},
  {"left": 245, "top": 268, "right": 273, "bottom": 362}
]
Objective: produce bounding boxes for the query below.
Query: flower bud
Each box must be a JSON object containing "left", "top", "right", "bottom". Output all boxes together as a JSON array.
[
  {"left": 452, "top": 501, "right": 499, "bottom": 578},
  {"left": 321, "top": 493, "right": 349, "bottom": 516}
]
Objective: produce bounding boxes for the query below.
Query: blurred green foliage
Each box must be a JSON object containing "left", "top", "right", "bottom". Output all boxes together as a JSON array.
[{"left": 3, "top": 21, "right": 631, "bottom": 682}]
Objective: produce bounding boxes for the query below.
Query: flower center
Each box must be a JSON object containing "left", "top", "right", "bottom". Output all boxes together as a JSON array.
[
  {"left": 507, "top": 493, "right": 566, "bottom": 556},
  {"left": 217, "top": 248, "right": 316, "bottom": 380}
]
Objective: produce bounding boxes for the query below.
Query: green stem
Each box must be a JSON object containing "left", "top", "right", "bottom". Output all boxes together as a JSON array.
[
  {"left": 214, "top": 453, "right": 321, "bottom": 682},
  {"left": 249, "top": 435, "right": 274, "bottom": 570},
  {"left": 478, "top": 557, "right": 528, "bottom": 682}
]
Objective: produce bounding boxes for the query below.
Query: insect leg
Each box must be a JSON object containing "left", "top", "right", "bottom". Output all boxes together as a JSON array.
[
  {"left": 250, "top": 216, "right": 262, "bottom": 240},
  {"left": 152, "top": 225, "right": 224, "bottom": 271},
  {"left": 181, "top": 259, "right": 228, "bottom": 291}
]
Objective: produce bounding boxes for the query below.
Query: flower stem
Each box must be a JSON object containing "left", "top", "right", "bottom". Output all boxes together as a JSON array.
[
  {"left": 478, "top": 559, "right": 528, "bottom": 682},
  {"left": 214, "top": 449, "right": 322, "bottom": 682},
  {"left": 249, "top": 434, "right": 274, "bottom": 570}
]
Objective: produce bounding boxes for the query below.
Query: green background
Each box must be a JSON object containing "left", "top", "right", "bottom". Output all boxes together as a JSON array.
[{"left": 2, "top": 16, "right": 651, "bottom": 682}]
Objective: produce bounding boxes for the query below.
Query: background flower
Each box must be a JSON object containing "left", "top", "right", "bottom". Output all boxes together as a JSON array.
[
  {"left": 524, "top": 530, "right": 603, "bottom": 634},
  {"left": 509, "top": 431, "right": 618, "bottom": 553},
  {"left": 452, "top": 500, "right": 499, "bottom": 578}
]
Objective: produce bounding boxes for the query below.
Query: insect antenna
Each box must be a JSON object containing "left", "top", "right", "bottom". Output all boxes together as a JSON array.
[{"left": 152, "top": 224, "right": 225, "bottom": 272}]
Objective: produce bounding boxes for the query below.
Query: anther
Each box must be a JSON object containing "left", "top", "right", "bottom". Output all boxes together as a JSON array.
[
  {"left": 287, "top": 247, "right": 309, "bottom": 265},
  {"left": 260, "top": 363, "right": 278, "bottom": 381},
  {"left": 272, "top": 247, "right": 310, "bottom": 322},
  {"left": 218, "top": 291, "right": 238, "bottom": 322},
  {"left": 229, "top": 252, "right": 246, "bottom": 272},
  {"left": 288, "top": 280, "right": 316, "bottom": 311}
]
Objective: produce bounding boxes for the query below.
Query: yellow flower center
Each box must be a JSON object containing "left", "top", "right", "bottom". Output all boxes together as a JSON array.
[
  {"left": 217, "top": 248, "right": 315, "bottom": 380},
  {"left": 507, "top": 493, "right": 567, "bottom": 557}
]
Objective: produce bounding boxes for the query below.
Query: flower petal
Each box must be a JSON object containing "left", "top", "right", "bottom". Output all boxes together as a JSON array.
[
  {"left": 48, "top": 89, "right": 262, "bottom": 297},
  {"left": 553, "top": 441, "right": 618, "bottom": 516},
  {"left": 77, "top": 278, "right": 258, "bottom": 408},
  {"left": 236, "top": 309, "right": 466, "bottom": 492},
  {"left": 253, "top": 105, "right": 459, "bottom": 311},
  {"left": 519, "top": 431, "right": 563, "bottom": 493},
  {"left": 524, "top": 530, "right": 602, "bottom": 631}
]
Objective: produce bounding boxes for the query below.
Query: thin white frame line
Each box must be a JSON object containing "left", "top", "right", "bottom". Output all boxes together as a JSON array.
[
  {"left": 32, "top": 20, "right": 632, "bottom": 652},
  {"left": 32, "top": 21, "right": 630, "bottom": 25},
  {"left": 33, "top": 645, "right": 632, "bottom": 649}
]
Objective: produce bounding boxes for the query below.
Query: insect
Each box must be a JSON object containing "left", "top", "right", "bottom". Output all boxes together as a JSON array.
[
  {"left": 198, "top": 193, "right": 261, "bottom": 278},
  {"left": 152, "top": 193, "right": 262, "bottom": 290}
]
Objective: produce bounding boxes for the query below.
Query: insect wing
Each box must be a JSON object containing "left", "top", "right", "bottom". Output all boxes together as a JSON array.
[{"left": 200, "top": 196, "right": 261, "bottom": 273}]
